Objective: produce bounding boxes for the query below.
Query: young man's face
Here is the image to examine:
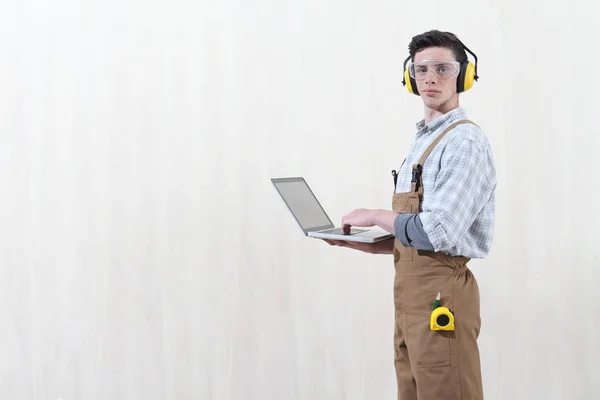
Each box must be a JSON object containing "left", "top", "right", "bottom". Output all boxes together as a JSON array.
[{"left": 412, "top": 47, "right": 460, "bottom": 110}]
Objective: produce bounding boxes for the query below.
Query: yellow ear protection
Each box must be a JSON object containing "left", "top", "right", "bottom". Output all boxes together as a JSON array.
[
  {"left": 402, "top": 42, "right": 479, "bottom": 96},
  {"left": 456, "top": 43, "right": 479, "bottom": 92},
  {"left": 402, "top": 59, "right": 419, "bottom": 95}
]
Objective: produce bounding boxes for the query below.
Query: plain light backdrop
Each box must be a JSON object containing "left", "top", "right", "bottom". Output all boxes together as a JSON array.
[{"left": 0, "top": 0, "right": 598, "bottom": 399}]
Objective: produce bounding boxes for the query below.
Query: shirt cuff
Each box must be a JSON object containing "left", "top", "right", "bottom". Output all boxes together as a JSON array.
[
  {"left": 394, "top": 213, "right": 413, "bottom": 247},
  {"left": 394, "top": 213, "right": 435, "bottom": 251}
]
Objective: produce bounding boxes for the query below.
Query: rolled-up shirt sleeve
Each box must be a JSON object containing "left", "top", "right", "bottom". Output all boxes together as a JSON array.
[{"left": 394, "top": 213, "right": 435, "bottom": 250}]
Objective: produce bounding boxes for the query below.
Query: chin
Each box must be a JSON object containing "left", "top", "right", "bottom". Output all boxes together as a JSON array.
[
  {"left": 423, "top": 98, "right": 444, "bottom": 108},
  {"left": 423, "top": 96, "right": 452, "bottom": 109}
]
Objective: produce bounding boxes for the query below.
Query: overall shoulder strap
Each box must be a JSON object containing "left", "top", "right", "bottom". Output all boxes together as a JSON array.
[
  {"left": 418, "top": 119, "right": 476, "bottom": 166},
  {"left": 411, "top": 119, "right": 476, "bottom": 194}
]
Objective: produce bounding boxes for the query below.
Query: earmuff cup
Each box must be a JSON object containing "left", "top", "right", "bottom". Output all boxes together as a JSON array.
[
  {"left": 457, "top": 61, "right": 476, "bottom": 93},
  {"left": 404, "top": 68, "right": 419, "bottom": 95}
]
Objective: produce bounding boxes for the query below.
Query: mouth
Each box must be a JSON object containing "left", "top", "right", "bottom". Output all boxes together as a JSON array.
[{"left": 423, "top": 89, "right": 440, "bottom": 95}]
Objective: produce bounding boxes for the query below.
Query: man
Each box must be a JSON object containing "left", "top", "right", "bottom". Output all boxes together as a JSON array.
[{"left": 324, "top": 30, "right": 496, "bottom": 399}]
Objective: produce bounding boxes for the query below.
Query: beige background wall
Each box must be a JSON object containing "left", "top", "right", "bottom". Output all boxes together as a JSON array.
[{"left": 1, "top": 0, "right": 598, "bottom": 398}]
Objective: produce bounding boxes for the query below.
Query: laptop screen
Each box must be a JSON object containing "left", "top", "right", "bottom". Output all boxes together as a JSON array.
[{"left": 272, "top": 178, "right": 333, "bottom": 233}]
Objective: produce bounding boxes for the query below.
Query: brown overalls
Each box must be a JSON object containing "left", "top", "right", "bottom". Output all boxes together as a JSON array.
[{"left": 391, "top": 120, "right": 484, "bottom": 400}]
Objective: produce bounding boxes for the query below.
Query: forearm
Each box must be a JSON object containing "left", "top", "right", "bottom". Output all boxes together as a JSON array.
[
  {"left": 372, "top": 210, "right": 401, "bottom": 234},
  {"left": 370, "top": 209, "right": 435, "bottom": 251}
]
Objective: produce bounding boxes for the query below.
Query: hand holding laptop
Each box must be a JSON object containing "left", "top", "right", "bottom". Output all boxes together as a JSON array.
[
  {"left": 321, "top": 237, "right": 395, "bottom": 255},
  {"left": 318, "top": 207, "right": 394, "bottom": 254}
]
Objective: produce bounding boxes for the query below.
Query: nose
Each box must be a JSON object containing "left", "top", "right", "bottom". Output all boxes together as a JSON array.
[{"left": 424, "top": 68, "right": 437, "bottom": 83}]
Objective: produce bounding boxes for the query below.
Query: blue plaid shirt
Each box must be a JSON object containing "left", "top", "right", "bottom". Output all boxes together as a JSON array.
[{"left": 394, "top": 107, "right": 496, "bottom": 259}]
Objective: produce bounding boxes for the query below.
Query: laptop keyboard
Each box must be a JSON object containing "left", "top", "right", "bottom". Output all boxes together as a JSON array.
[{"left": 320, "top": 227, "right": 368, "bottom": 235}]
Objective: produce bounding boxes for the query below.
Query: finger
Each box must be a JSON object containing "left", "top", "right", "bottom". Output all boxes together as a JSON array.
[{"left": 341, "top": 210, "right": 357, "bottom": 226}]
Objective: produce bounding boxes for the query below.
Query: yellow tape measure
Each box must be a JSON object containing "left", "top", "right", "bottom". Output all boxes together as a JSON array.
[{"left": 430, "top": 292, "right": 455, "bottom": 331}]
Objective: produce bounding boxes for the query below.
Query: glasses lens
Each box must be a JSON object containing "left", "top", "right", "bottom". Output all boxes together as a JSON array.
[{"left": 410, "top": 61, "right": 459, "bottom": 79}]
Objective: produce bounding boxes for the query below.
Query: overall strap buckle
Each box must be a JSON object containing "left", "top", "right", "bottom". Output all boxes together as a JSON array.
[{"left": 411, "top": 164, "right": 423, "bottom": 192}]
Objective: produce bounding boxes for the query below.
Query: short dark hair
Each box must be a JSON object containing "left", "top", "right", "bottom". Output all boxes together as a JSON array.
[{"left": 408, "top": 30, "right": 468, "bottom": 63}]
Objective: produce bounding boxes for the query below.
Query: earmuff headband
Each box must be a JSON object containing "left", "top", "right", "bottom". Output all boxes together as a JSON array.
[{"left": 459, "top": 42, "right": 479, "bottom": 81}]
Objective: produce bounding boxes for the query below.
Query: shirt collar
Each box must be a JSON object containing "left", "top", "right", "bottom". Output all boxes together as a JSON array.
[{"left": 415, "top": 107, "right": 468, "bottom": 136}]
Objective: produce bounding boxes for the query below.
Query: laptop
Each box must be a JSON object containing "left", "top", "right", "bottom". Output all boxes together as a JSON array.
[{"left": 270, "top": 177, "right": 394, "bottom": 243}]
